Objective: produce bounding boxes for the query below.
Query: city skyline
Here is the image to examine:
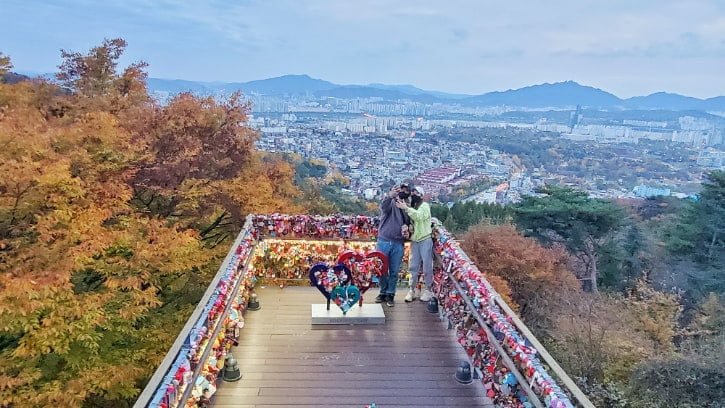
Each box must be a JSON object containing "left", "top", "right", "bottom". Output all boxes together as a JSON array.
[{"left": 2, "top": 0, "right": 724, "bottom": 99}]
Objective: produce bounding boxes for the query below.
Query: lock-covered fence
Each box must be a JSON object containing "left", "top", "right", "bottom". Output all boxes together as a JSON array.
[
  {"left": 133, "top": 214, "right": 592, "bottom": 408},
  {"left": 432, "top": 223, "right": 593, "bottom": 408}
]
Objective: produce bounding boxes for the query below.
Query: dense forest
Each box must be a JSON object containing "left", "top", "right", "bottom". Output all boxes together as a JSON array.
[
  {"left": 1, "top": 41, "right": 723, "bottom": 408},
  {"left": 432, "top": 179, "right": 724, "bottom": 407}
]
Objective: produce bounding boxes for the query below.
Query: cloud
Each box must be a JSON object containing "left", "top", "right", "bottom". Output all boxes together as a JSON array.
[{"left": 1, "top": 0, "right": 723, "bottom": 98}]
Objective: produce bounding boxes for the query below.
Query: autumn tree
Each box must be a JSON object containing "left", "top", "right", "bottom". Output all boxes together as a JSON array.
[
  {"left": 513, "top": 186, "right": 627, "bottom": 293},
  {"left": 0, "top": 38, "right": 338, "bottom": 407},
  {"left": 627, "top": 294, "right": 724, "bottom": 408},
  {"left": 56, "top": 38, "right": 149, "bottom": 114},
  {"left": 0, "top": 77, "right": 213, "bottom": 406},
  {"left": 460, "top": 224, "right": 579, "bottom": 334},
  {"left": 131, "top": 92, "right": 306, "bottom": 246},
  {"left": 457, "top": 223, "right": 683, "bottom": 407}
]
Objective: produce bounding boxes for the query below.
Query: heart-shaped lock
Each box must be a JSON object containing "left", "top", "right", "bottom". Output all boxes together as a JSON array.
[
  {"left": 337, "top": 250, "right": 388, "bottom": 298},
  {"left": 309, "top": 262, "right": 351, "bottom": 299},
  {"left": 330, "top": 285, "right": 361, "bottom": 313},
  {"left": 309, "top": 262, "right": 361, "bottom": 314}
]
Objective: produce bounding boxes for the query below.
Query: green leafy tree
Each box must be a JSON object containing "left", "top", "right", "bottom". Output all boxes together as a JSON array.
[
  {"left": 662, "top": 172, "right": 725, "bottom": 300},
  {"left": 598, "top": 224, "right": 650, "bottom": 291},
  {"left": 667, "top": 171, "right": 725, "bottom": 266},
  {"left": 513, "top": 186, "right": 627, "bottom": 293},
  {"left": 433, "top": 201, "right": 511, "bottom": 233},
  {"left": 430, "top": 203, "right": 450, "bottom": 223}
]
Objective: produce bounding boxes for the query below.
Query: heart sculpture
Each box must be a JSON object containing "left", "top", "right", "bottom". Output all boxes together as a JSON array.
[
  {"left": 330, "top": 285, "right": 361, "bottom": 313},
  {"left": 309, "top": 262, "right": 360, "bottom": 314},
  {"left": 337, "top": 250, "right": 388, "bottom": 305}
]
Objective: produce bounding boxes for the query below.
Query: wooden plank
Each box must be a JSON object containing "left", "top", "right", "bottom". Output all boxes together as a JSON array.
[
  {"left": 212, "top": 287, "right": 493, "bottom": 407},
  {"left": 214, "top": 396, "right": 492, "bottom": 406},
  {"left": 215, "top": 379, "right": 473, "bottom": 388}
]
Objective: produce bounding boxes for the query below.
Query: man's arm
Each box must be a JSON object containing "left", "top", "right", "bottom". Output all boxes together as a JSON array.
[
  {"left": 380, "top": 196, "right": 394, "bottom": 212},
  {"left": 381, "top": 186, "right": 400, "bottom": 212}
]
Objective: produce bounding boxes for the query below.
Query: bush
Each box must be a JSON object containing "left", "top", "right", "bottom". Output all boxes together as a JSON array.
[{"left": 628, "top": 344, "right": 725, "bottom": 408}]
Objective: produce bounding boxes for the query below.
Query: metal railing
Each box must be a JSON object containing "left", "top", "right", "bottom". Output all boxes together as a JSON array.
[{"left": 134, "top": 214, "right": 381, "bottom": 408}]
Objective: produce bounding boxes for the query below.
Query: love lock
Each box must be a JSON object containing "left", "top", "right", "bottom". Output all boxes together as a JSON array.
[
  {"left": 337, "top": 250, "right": 388, "bottom": 305},
  {"left": 309, "top": 262, "right": 360, "bottom": 314},
  {"left": 330, "top": 285, "right": 361, "bottom": 314}
]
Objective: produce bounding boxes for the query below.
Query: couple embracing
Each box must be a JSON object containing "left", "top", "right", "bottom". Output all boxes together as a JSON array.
[{"left": 374, "top": 183, "right": 433, "bottom": 307}]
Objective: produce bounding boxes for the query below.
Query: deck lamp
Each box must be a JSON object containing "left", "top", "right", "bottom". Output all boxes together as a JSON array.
[
  {"left": 247, "top": 293, "right": 261, "bottom": 311},
  {"left": 426, "top": 297, "right": 439, "bottom": 314},
  {"left": 222, "top": 353, "right": 242, "bottom": 382},
  {"left": 455, "top": 361, "right": 473, "bottom": 384}
]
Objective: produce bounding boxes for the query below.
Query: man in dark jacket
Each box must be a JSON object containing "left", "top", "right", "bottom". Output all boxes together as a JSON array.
[{"left": 375, "top": 183, "right": 411, "bottom": 307}]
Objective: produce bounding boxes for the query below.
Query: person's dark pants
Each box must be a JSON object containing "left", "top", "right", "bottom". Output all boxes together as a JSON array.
[{"left": 376, "top": 239, "right": 404, "bottom": 296}]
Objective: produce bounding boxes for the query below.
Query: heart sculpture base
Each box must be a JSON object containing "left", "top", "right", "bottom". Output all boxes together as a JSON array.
[{"left": 310, "top": 303, "right": 386, "bottom": 325}]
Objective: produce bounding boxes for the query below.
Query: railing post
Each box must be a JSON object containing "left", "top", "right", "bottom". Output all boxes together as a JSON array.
[{"left": 492, "top": 296, "right": 595, "bottom": 408}]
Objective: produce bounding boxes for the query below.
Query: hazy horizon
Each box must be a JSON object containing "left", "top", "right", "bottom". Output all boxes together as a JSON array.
[{"left": 2, "top": 0, "right": 724, "bottom": 99}]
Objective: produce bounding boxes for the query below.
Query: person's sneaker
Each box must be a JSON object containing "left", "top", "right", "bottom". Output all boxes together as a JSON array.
[
  {"left": 420, "top": 289, "right": 433, "bottom": 302},
  {"left": 374, "top": 293, "right": 386, "bottom": 303},
  {"left": 386, "top": 295, "right": 395, "bottom": 307}
]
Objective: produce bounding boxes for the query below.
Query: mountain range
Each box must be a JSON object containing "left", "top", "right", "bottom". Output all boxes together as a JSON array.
[{"left": 28, "top": 73, "right": 718, "bottom": 112}]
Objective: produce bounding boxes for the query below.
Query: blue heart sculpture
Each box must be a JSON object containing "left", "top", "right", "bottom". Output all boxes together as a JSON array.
[{"left": 309, "top": 262, "right": 360, "bottom": 314}]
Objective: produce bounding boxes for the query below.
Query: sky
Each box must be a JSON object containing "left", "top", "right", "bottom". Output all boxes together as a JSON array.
[{"left": 2, "top": 0, "right": 724, "bottom": 99}]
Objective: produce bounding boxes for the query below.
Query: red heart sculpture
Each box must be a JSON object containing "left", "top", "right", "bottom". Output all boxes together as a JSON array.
[{"left": 337, "top": 250, "right": 388, "bottom": 304}]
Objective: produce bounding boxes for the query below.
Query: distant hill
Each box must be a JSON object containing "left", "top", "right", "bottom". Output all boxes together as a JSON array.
[
  {"left": 1, "top": 72, "right": 30, "bottom": 85},
  {"left": 463, "top": 81, "right": 621, "bottom": 109},
  {"left": 366, "top": 83, "right": 470, "bottom": 99},
  {"left": 236, "top": 74, "right": 337, "bottom": 95},
  {"left": 624, "top": 92, "right": 706, "bottom": 110},
  {"left": 147, "top": 74, "right": 336, "bottom": 96},
  {"left": 146, "top": 78, "right": 213, "bottom": 94},
  {"left": 141, "top": 75, "right": 725, "bottom": 111},
  {"left": 703, "top": 96, "right": 725, "bottom": 111}
]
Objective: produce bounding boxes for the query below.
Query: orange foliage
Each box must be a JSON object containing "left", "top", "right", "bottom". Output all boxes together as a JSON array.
[
  {"left": 0, "top": 39, "right": 309, "bottom": 406},
  {"left": 460, "top": 224, "right": 580, "bottom": 333}
]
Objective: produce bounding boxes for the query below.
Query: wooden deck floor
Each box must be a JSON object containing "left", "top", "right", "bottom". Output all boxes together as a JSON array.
[{"left": 213, "top": 286, "right": 493, "bottom": 408}]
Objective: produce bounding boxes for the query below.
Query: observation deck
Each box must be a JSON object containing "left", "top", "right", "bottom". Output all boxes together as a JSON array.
[{"left": 134, "top": 214, "right": 593, "bottom": 408}]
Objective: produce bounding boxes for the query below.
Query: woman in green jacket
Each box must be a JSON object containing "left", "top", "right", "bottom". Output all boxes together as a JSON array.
[{"left": 395, "top": 186, "right": 434, "bottom": 303}]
